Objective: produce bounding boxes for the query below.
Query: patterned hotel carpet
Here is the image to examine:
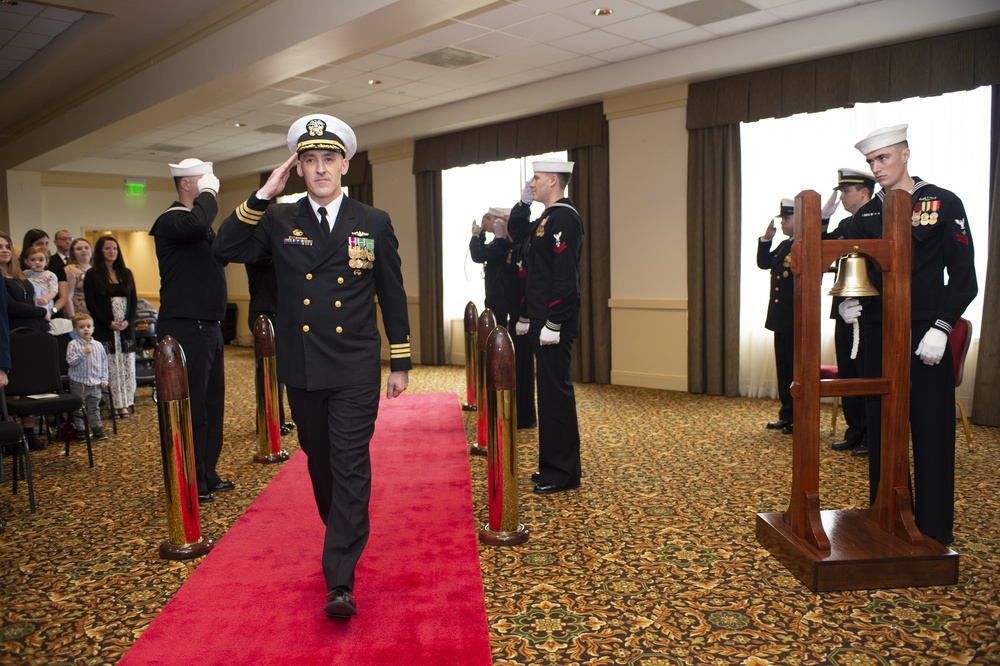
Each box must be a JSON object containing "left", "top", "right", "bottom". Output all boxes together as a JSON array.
[{"left": 0, "top": 346, "right": 998, "bottom": 665}]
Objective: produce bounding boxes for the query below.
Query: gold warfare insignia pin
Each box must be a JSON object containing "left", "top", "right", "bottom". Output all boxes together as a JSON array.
[
  {"left": 293, "top": 228, "right": 304, "bottom": 236},
  {"left": 307, "top": 118, "right": 326, "bottom": 137},
  {"left": 351, "top": 231, "right": 370, "bottom": 237}
]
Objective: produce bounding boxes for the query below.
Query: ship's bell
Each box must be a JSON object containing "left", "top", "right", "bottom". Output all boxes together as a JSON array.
[{"left": 829, "top": 252, "right": 879, "bottom": 297}]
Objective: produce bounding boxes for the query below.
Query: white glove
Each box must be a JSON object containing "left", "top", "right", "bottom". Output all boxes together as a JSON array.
[
  {"left": 838, "top": 298, "right": 862, "bottom": 324},
  {"left": 515, "top": 319, "right": 529, "bottom": 336},
  {"left": 520, "top": 179, "right": 533, "bottom": 205},
  {"left": 915, "top": 328, "right": 948, "bottom": 365},
  {"left": 198, "top": 172, "right": 220, "bottom": 195},
  {"left": 539, "top": 327, "right": 560, "bottom": 345},
  {"left": 821, "top": 191, "right": 840, "bottom": 219}
]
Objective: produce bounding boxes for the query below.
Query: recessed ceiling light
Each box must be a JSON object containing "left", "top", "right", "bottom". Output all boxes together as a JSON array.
[
  {"left": 593, "top": 8, "right": 612, "bottom": 17},
  {"left": 368, "top": 79, "right": 382, "bottom": 85},
  {"left": 234, "top": 122, "right": 247, "bottom": 128}
]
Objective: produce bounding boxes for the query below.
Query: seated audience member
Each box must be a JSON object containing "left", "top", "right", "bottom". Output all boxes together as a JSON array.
[{"left": 0, "top": 231, "right": 49, "bottom": 450}]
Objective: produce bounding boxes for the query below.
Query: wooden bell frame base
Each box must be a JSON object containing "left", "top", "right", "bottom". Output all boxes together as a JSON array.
[{"left": 755, "top": 189, "right": 958, "bottom": 592}]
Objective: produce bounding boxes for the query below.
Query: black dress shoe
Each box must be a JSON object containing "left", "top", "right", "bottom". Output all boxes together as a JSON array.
[
  {"left": 517, "top": 422, "right": 537, "bottom": 430},
  {"left": 197, "top": 492, "right": 215, "bottom": 503},
  {"left": 531, "top": 472, "right": 541, "bottom": 483},
  {"left": 851, "top": 445, "right": 869, "bottom": 457},
  {"left": 533, "top": 480, "right": 580, "bottom": 495},
  {"left": 210, "top": 480, "right": 235, "bottom": 492},
  {"left": 766, "top": 420, "right": 791, "bottom": 430},
  {"left": 324, "top": 587, "right": 357, "bottom": 618},
  {"left": 280, "top": 423, "right": 293, "bottom": 436},
  {"left": 831, "top": 440, "right": 860, "bottom": 451},
  {"left": 781, "top": 424, "right": 794, "bottom": 435}
]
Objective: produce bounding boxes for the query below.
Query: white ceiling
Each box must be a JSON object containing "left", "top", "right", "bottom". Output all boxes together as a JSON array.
[{"left": 0, "top": 0, "right": 996, "bottom": 178}]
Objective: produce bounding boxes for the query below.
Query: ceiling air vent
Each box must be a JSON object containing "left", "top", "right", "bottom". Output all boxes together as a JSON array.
[{"left": 409, "top": 46, "right": 490, "bottom": 69}]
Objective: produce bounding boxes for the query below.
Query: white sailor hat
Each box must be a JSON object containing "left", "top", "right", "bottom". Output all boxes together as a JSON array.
[
  {"left": 287, "top": 114, "right": 357, "bottom": 160},
  {"left": 775, "top": 198, "right": 795, "bottom": 217},
  {"left": 854, "top": 124, "right": 908, "bottom": 155},
  {"left": 168, "top": 158, "right": 213, "bottom": 177},
  {"left": 532, "top": 157, "right": 574, "bottom": 173},
  {"left": 835, "top": 168, "right": 875, "bottom": 191},
  {"left": 487, "top": 207, "right": 506, "bottom": 218}
]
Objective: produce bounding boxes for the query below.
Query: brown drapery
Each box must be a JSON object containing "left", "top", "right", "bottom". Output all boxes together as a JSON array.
[
  {"left": 343, "top": 151, "right": 372, "bottom": 207},
  {"left": 415, "top": 170, "right": 445, "bottom": 365},
  {"left": 568, "top": 145, "right": 611, "bottom": 384},
  {"left": 686, "top": 125, "right": 742, "bottom": 396},
  {"left": 685, "top": 23, "right": 1000, "bottom": 414},
  {"left": 412, "top": 104, "right": 611, "bottom": 381},
  {"left": 972, "top": 86, "right": 1000, "bottom": 425}
]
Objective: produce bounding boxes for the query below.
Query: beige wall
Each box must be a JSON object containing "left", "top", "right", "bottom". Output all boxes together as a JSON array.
[{"left": 605, "top": 85, "right": 689, "bottom": 391}]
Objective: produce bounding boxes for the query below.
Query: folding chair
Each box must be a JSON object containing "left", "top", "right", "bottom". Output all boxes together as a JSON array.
[
  {"left": 0, "top": 386, "right": 36, "bottom": 512},
  {"left": 5, "top": 327, "right": 93, "bottom": 467}
]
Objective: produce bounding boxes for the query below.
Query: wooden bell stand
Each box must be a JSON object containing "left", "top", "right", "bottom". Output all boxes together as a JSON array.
[{"left": 755, "top": 189, "right": 958, "bottom": 592}]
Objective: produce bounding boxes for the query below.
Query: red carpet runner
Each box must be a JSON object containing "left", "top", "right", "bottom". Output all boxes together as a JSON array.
[{"left": 120, "top": 393, "right": 492, "bottom": 666}]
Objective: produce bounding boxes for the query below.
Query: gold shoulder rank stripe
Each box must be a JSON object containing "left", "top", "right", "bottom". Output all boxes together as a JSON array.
[{"left": 236, "top": 201, "right": 263, "bottom": 225}]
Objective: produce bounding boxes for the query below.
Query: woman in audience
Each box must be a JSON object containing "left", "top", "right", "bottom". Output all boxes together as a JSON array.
[
  {"left": 84, "top": 236, "right": 137, "bottom": 418},
  {"left": 20, "top": 228, "right": 69, "bottom": 319},
  {"left": 1, "top": 231, "right": 49, "bottom": 332},
  {"left": 0, "top": 231, "right": 49, "bottom": 449},
  {"left": 65, "top": 238, "right": 94, "bottom": 317}
]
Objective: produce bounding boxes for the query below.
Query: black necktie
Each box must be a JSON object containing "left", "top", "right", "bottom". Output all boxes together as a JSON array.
[{"left": 318, "top": 207, "right": 329, "bottom": 237}]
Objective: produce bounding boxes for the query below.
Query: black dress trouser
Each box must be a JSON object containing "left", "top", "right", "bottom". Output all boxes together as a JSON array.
[{"left": 157, "top": 317, "right": 225, "bottom": 495}]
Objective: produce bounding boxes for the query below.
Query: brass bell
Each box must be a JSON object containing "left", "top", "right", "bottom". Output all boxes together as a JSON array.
[{"left": 829, "top": 252, "right": 879, "bottom": 297}]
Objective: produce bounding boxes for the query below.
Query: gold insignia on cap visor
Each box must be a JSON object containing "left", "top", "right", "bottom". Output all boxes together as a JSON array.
[{"left": 297, "top": 137, "right": 347, "bottom": 155}]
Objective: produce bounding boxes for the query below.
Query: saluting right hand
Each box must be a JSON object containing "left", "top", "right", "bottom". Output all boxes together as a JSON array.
[
  {"left": 762, "top": 219, "right": 776, "bottom": 241},
  {"left": 258, "top": 153, "right": 298, "bottom": 200}
]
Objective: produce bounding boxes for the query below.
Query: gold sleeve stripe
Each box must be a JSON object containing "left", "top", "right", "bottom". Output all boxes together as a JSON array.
[
  {"left": 390, "top": 342, "right": 411, "bottom": 358},
  {"left": 236, "top": 201, "right": 264, "bottom": 225}
]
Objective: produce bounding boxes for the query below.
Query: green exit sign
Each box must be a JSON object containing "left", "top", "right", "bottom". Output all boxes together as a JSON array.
[{"left": 125, "top": 179, "right": 146, "bottom": 197}]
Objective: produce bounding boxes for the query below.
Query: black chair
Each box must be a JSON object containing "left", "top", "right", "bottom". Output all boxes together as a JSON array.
[
  {"left": 134, "top": 320, "right": 157, "bottom": 392},
  {"left": 0, "top": 387, "right": 36, "bottom": 512},
  {"left": 6, "top": 327, "right": 93, "bottom": 467}
]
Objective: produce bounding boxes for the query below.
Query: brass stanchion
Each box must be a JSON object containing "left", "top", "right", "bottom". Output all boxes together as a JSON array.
[
  {"left": 479, "top": 326, "right": 529, "bottom": 546},
  {"left": 155, "top": 336, "right": 214, "bottom": 560},
  {"left": 472, "top": 309, "right": 497, "bottom": 457},
  {"left": 253, "top": 315, "right": 290, "bottom": 464},
  {"left": 461, "top": 301, "right": 478, "bottom": 411}
]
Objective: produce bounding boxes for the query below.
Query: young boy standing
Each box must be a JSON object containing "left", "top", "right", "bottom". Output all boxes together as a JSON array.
[{"left": 66, "top": 313, "right": 109, "bottom": 440}]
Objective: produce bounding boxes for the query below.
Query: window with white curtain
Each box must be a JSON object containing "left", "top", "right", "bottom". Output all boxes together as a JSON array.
[
  {"left": 740, "top": 86, "right": 992, "bottom": 403},
  {"left": 440, "top": 152, "right": 566, "bottom": 360}
]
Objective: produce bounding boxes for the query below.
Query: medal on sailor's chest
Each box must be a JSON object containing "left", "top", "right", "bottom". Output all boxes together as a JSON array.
[
  {"left": 536, "top": 217, "right": 548, "bottom": 237},
  {"left": 912, "top": 200, "right": 940, "bottom": 227},
  {"left": 348, "top": 236, "right": 375, "bottom": 270}
]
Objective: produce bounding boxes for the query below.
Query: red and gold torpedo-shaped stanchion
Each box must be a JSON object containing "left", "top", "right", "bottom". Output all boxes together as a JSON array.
[
  {"left": 461, "top": 301, "right": 478, "bottom": 411},
  {"left": 155, "top": 336, "right": 214, "bottom": 560},
  {"left": 472, "top": 309, "right": 497, "bottom": 457},
  {"left": 478, "top": 325, "right": 529, "bottom": 546},
  {"left": 253, "top": 315, "right": 290, "bottom": 464}
]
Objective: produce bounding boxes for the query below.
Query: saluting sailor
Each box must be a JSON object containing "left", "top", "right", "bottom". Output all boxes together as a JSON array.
[
  {"left": 758, "top": 199, "right": 796, "bottom": 435},
  {"left": 824, "top": 168, "right": 875, "bottom": 456},
  {"left": 514, "top": 157, "right": 584, "bottom": 495},
  {"left": 214, "top": 114, "right": 411, "bottom": 619},
  {"left": 842, "top": 124, "right": 978, "bottom": 546}
]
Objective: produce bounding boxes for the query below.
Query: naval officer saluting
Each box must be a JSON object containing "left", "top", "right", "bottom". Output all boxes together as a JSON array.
[
  {"left": 214, "top": 114, "right": 411, "bottom": 619},
  {"left": 758, "top": 198, "right": 796, "bottom": 435}
]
